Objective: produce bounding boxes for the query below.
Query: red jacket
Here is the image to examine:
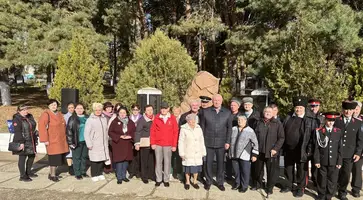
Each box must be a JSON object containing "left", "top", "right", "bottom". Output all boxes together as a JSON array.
[{"left": 150, "top": 113, "right": 179, "bottom": 147}]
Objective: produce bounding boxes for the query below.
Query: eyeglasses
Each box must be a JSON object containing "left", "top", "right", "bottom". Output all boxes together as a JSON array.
[{"left": 132, "top": 109, "right": 140, "bottom": 111}]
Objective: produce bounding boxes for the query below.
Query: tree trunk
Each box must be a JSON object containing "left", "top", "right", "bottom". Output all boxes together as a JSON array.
[
  {"left": 137, "top": 0, "right": 148, "bottom": 39},
  {"left": 239, "top": 59, "right": 247, "bottom": 95},
  {"left": 185, "top": 0, "right": 192, "bottom": 55},
  {"left": 198, "top": 34, "right": 203, "bottom": 71},
  {"left": 112, "top": 34, "right": 118, "bottom": 89},
  {"left": 0, "top": 81, "right": 11, "bottom": 105}
]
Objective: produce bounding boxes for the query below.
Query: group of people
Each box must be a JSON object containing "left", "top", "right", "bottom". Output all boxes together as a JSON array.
[{"left": 10, "top": 94, "right": 363, "bottom": 200}]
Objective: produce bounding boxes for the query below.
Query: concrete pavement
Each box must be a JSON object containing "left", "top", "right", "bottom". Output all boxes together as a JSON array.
[{"left": 0, "top": 152, "right": 353, "bottom": 200}]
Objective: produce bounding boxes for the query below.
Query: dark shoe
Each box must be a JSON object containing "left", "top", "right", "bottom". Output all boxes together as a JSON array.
[
  {"left": 191, "top": 183, "right": 200, "bottom": 189},
  {"left": 122, "top": 178, "right": 130, "bottom": 182},
  {"left": 265, "top": 188, "right": 273, "bottom": 195},
  {"left": 352, "top": 192, "right": 361, "bottom": 198},
  {"left": 250, "top": 187, "right": 258, "bottom": 191},
  {"left": 164, "top": 182, "right": 170, "bottom": 187},
  {"left": 128, "top": 174, "right": 135, "bottom": 179},
  {"left": 339, "top": 196, "right": 348, "bottom": 200},
  {"left": 294, "top": 189, "right": 304, "bottom": 197},
  {"left": 28, "top": 173, "right": 38, "bottom": 178},
  {"left": 239, "top": 187, "right": 248, "bottom": 193},
  {"left": 155, "top": 182, "right": 162, "bottom": 187},
  {"left": 19, "top": 177, "right": 32, "bottom": 182},
  {"left": 49, "top": 176, "right": 59, "bottom": 182},
  {"left": 117, "top": 180, "right": 122, "bottom": 184},
  {"left": 75, "top": 175, "right": 83, "bottom": 180},
  {"left": 184, "top": 184, "right": 190, "bottom": 190},
  {"left": 82, "top": 174, "right": 90, "bottom": 178},
  {"left": 217, "top": 185, "right": 225, "bottom": 191},
  {"left": 232, "top": 184, "right": 241, "bottom": 190},
  {"left": 68, "top": 166, "right": 75, "bottom": 176},
  {"left": 280, "top": 188, "right": 291, "bottom": 193},
  {"left": 204, "top": 184, "right": 211, "bottom": 191},
  {"left": 142, "top": 179, "right": 149, "bottom": 184}
]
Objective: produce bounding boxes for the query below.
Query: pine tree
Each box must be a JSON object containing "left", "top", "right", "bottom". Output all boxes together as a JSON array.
[
  {"left": 49, "top": 34, "right": 105, "bottom": 110},
  {"left": 265, "top": 38, "right": 348, "bottom": 114},
  {"left": 348, "top": 56, "right": 363, "bottom": 101},
  {"left": 116, "top": 30, "right": 197, "bottom": 108}
]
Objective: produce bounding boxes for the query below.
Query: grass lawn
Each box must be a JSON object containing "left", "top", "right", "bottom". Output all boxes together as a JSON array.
[{"left": 0, "top": 85, "right": 117, "bottom": 132}]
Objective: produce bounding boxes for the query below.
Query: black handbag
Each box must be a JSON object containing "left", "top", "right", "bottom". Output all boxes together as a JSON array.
[{"left": 8, "top": 133, "right": 21, "bottom": 152}]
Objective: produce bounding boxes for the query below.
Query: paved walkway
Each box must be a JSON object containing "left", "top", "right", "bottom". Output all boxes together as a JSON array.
[{"left": 0, "top": 152, "right": 355, "bottom": 200}]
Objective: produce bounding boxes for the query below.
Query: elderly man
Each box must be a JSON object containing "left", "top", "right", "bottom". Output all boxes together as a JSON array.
[
  {"left": 351, "top": 100, "right": 363, "bottom": 198},
  {"left": 179, "top": 100, "right": 201, "bottom": 126},
  {"left": 150, "top": 102, "right": 179, "bottom": 187},
  {"left": 335, "top": 101, "right": 363, "bottom": 199},
  {"left": 252, "top": 106, "right": 285, "bottom": 196},
  {"left": 226, "top": 97, "right": 242, "bottom": 180},
  {"left": 240, "top": 97, "right": 260, "bottom": 129},
  {"left": 281, "top": 96, "right": 318, "bottom": 197},
  {"left": 200, "top": 94, "right": 233, "bottom": 191}
]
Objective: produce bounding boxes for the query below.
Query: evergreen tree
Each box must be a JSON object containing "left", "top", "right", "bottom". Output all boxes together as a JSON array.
[
  {"left": 265, "top": 38, "right": 348, "bottom": 114},
  {"left": 348, "top": 55, "right": 363, "bottom": 101},
  {"left": 116, "top": 30, "right": 197, "bottom": 107},
  {"left": 49, "top": 34, "right": 105, "bottom": 110}
]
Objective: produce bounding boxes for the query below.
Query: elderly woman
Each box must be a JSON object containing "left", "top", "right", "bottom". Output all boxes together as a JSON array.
[
  {"left": 128, "top": 104, "right": 142, "bottom": 179},
  {"left": 12, "top": 105, "right": 38, "bottom": 182},
  {"left": 178, "top": 113, "right": 206, "bottom": 190},
  {"left": 84, "top": 103, "right": 110, "bottom": 182},
  {"left": 229, "top": 115, "right": 259, "bottom": 193},
  {"left": 66, "top": 103, "right": 89, "bottom": 180},
  {"left": 109, "top": 106, "right": 136, "bottom": 184},
  {"left": 135, "top": 105, "right": 156, "bottom": 184},
  {"left": 39, "top": 99, "right": 69, "bottom": 182}
]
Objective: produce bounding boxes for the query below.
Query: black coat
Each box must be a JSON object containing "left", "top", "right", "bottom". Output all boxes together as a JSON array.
[
  {"left": 200, "top": 106, "right": 233, "bottom": 148},
  {"left": 12, "top": 113, "right": 37, "bottom": 155},
  {"left": 135, "top": 115, "right": 153, "bottom": 143},
  {"left": 283, "top": 110, "right": 319, "bottom": 162},
  {"left": 254, "top": 118, "right": 285, "bottom": 158},
  {"left": 334, "top": 116, "right": 363, "bottom": 158},
  {"left": 66, "top": 114, "right": 89, "bottom": 147},
  {"left": 239, "top": 108, "right": 260, "bottom": 129},
  {"left": 313, "top": 127, "right": 342, "bottom": 166},
  {"left": 179, "top": 110, "right": 201, "bottom": 127}
]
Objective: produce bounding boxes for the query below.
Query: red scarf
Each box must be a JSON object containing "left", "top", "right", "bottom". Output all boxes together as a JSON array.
[
  {"left": 146, "top": 114, "right": 154, "bottom": 120},
  {"left": 264, "top": 118, "right": 271, "bottom": 124}
]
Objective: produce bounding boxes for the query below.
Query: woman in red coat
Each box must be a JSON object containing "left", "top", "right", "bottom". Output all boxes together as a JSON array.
[{"left": 108, "top": 106, "right": 136, "bottom": 184}]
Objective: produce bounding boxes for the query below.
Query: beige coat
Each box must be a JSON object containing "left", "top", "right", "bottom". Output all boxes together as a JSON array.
[
  {"left": 84, "top": 113, "right": 110, "bottom": 162},
  {"left": 178, "top": 123, "right": 206, "bottom": 166}
]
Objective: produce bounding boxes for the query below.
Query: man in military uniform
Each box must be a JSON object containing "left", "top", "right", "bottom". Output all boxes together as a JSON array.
[
  {"left": 308, "top": 98, "right": 324, "bottom": 186},
  {"left": 200, "top": 96, "right": 212, "bottom": 109},
  {"left": 351, "top": 100, "right": 363, "bottom": 198},
  {"left": 309, "top": 99, "right": 324, "bottom": 127},
  {"left": 281, "top": 96, "right": 319, "bottom": 197},
  {"left": 335, "top": 101, "right": 363, "bottom": 200},
  {"left": 313, "top": 112, "right": 342, "bottom": 200},
  {"left": 198, "top": 95, "right": 212, "bottom": 184}
]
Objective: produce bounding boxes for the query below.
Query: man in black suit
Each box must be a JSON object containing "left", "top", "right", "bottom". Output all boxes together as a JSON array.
[
  {"left": 200, "top": 94, "right": 233, "bottom": 191},
  {"left": 335, "top": 101, "right": 363, "bottom": 200}
]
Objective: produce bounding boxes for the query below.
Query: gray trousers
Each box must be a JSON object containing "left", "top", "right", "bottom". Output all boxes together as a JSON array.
[{"left": 155, "top": 145, "right": 172, "bottom": 182}]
